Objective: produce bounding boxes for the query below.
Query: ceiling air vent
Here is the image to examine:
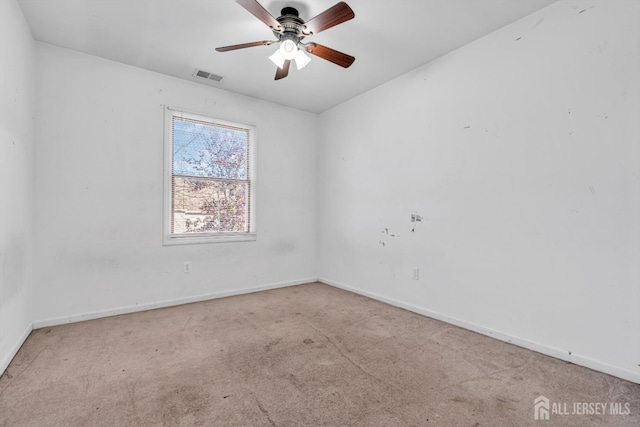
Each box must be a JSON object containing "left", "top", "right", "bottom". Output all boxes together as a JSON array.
[{"left": 193, "top": 69, "right": 223, "bottom": 82}]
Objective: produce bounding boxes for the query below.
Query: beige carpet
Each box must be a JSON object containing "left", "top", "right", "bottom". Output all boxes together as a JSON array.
[{"left": 1, "top": 282, "right": 638, "bottom": 426}]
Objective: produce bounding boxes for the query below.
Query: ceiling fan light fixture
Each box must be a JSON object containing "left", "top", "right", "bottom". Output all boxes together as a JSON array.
[
  {"left": 294, "top": 49, "right": 311, "bottom": 70},
  {"left": 279, "top": 39, "right": 298, "bottom": 60}
]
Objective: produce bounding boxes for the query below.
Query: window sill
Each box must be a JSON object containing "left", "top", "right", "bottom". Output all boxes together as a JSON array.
[{"left": 163, "top": 232, "right": 257, "bottom": 246}]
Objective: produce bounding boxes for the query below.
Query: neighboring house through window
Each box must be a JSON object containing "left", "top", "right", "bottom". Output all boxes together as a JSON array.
[{"left": 164, "top": 107, "right": 256, "bottom": 245}]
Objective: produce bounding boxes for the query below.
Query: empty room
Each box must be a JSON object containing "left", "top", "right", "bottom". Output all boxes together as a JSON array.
[{"left": 1, "top": 0, "right": 639, "bottom": 425}]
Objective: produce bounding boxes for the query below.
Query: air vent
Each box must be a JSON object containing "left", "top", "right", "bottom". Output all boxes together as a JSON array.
[{"left": 193, "top": 69, "right": 223, "bottom": 82}]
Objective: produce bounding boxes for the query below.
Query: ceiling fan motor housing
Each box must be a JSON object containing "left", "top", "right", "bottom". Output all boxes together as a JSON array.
[
  {"left": 273, "top": 7, "right": 305, "bottom": 43},
  {"left": 280, "top": 7, "right": 299, "bottom": 17}
]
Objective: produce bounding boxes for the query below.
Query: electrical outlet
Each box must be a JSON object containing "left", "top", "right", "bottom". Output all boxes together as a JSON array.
[
  {"left": 412, "top": 268, "right": 420, "bottom": 280},
  {"left": 184, "top": 261, "right": 192, "bottom": 274}
]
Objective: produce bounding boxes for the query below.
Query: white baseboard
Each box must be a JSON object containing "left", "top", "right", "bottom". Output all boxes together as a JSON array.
[
  {"left": 33, "top": 277, "right": 318, "bottom": 329},
  {"left": 1, "top": 322, "right": 33, "bottom": 375},
  {"left": 320, "top": 278, "right": 640, "bottom": 385}
]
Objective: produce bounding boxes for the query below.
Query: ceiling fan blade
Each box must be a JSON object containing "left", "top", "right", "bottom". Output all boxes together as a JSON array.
[
  {"left": 303, "top": 2, "right": 354, "bottom": 35},
  {"left": 215, "top": 41, "right": 274, "bottom": 52},
  {"left": 275, "top": 60, "right": 291, "bottom": 80},
  {"left": 305, "top": 44, "right": 355, "bottom": 68},
  {"left": 236, "top": 0, "right": 282, "bottom": 31}
]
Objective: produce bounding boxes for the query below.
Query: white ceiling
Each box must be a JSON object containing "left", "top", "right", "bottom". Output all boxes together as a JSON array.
[{"left": 18, "top": 0, "right": 557, "bottom": 113}]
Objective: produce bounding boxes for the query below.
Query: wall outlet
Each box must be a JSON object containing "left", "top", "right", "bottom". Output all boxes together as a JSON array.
[
  {"left": 184, "top": 261, "right": 192, "bottom": 274},
  {"left": 412, "top": 268, "right": 420, "bottom": 280}
]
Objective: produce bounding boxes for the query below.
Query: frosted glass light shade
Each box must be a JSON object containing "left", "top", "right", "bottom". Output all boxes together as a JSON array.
[
  {"left": 269, "top": 49, "right": 286, "bottom": 69},
  {"left": 294, "top": 49, "right": 311, "bottom": 70},
  {"left": 280, "top": 39, "right": 298, "bottom": 60}
]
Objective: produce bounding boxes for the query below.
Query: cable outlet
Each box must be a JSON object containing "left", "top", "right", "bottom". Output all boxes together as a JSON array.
[
  {"left": 412, "top": 268, "right": 420, "bottom": 280},
  {"left": 184, "top": 261, "right": 192, "bottom": 274}
]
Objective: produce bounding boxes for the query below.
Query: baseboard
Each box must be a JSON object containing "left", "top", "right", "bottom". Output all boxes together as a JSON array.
[
  {"left": 1, "top": 322, "right": 33, "bottom": 375},
  {"left": 320, "top": 278, "right": 640, "bottom": 385},
  {"left": 33, "top": 277, "right": 318, "bottom": 329}
]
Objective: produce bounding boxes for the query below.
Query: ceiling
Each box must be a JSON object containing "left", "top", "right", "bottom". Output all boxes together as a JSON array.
[{"left": 18, "top": 0, "right": 557, "bottom": 113}]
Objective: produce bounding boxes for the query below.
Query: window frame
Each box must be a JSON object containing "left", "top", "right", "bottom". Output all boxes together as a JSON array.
[{"left": 163, "top": 106, "right": 257, "bottom": 245}]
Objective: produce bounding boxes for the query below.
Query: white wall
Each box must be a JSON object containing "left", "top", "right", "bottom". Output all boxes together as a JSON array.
[
  {"left": 0, "top": 0, "right": 35, "bottom": 373},
  {"left": 33, "top": 44, "right": 317, "bottom": 324},
  {"left": 5, "top": 0, "right": 638, "bottom": 385},
  {"left": 318, "top": 0, "right": 640, "bottom": 383}
]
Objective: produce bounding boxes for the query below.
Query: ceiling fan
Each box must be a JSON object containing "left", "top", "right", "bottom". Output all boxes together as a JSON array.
[{"left": 216, "top": 0, "right": 355, "bottom": 80}]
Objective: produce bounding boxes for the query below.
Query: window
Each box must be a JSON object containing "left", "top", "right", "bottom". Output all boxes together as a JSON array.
[{"left": 164, "top": 107, "right": 256, "bottom": 245}]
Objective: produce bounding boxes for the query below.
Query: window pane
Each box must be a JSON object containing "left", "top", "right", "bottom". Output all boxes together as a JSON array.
[
  {"left": 172, "top": 118, "right": 248, "bottom": 180},
  {"left": 172, "top": 176, "right": 248, "bottom": 233},
  {"left": 165, "top": 109, "right": 255, "bottom": 244}
]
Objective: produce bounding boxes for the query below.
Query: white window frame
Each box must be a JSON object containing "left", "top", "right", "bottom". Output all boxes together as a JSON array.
[{"left": 163, "top": 106, "right": 256, "bottom": 245}]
